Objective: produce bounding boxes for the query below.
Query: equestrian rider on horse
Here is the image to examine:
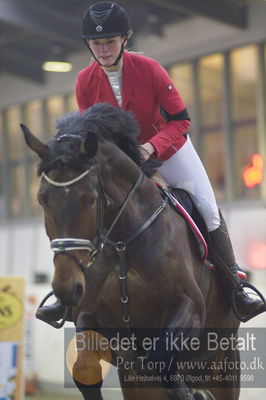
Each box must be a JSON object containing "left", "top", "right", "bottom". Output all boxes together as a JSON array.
[{"left": 37, "top": 1, "right": 264, "bottom": 324}]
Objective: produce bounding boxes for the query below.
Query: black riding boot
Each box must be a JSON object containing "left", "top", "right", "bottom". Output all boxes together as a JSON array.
[{"left": 208, "top": 211, "right": 264, "bottom": 317}]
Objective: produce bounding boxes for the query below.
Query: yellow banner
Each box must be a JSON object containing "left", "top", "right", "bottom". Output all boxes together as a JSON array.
[{"left": 0, "top": 277, "right": 25, "bottom": 400}]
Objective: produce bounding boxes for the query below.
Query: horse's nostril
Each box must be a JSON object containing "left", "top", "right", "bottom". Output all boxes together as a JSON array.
[{"left": 72, "top": 283, "right": 84, "bottom": 304}]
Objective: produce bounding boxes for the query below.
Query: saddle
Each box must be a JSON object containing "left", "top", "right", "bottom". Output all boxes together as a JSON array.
[
  {"left": 158, "top": 185, "right": 209, "bottom": 262},
  {"left": 159, "top": 185, "right": 246, "bottom": 278}
]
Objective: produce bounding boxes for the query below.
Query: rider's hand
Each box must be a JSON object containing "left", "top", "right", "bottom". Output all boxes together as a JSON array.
[{"left": 139, "top": 142, "right": 155, "bottom": 162}]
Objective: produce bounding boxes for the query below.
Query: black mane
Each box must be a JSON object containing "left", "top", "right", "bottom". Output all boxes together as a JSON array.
[{"left": 38, "top": 103, "right": 160, "bottom": 177}]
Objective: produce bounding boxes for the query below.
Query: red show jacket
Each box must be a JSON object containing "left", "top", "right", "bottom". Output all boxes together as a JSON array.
[{"left": 76, "top": 51, "right": 190, "bottom": 161}]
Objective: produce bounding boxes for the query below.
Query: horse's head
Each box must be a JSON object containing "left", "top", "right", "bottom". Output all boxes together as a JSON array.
[
  {"left": 21, "top": 127, "right": 101, "bottom": 306},
  {"left": 21, "top": 104, "right": 144, "bottom": 306}
]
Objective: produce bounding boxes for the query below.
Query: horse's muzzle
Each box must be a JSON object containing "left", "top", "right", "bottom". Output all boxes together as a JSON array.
[
  {"left": 52, "top": 281, "right": 84, "bottom": 307},
  {"left": 71, "top": 282, "right": 84, "bottom": 305}
]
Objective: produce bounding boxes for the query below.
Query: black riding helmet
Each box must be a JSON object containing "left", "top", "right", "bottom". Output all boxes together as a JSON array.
[
  {"left": 82, "top": 1, "right": 132, "bottom": 39},
  {"left": 82, "top": 1, "right": 132, "bottom": 66}
]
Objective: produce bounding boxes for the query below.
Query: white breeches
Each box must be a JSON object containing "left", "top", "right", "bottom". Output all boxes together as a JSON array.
[{"left": 158, "top": 136, "right": 220, "bottom": 232}]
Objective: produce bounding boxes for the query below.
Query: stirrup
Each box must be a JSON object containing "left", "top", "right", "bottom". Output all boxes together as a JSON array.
[
  {"left": 232, "top": 282, "right": 266, "bottom": 323},
  {"left": 36, "top": 291, "right": 70, "bottom": 329}
]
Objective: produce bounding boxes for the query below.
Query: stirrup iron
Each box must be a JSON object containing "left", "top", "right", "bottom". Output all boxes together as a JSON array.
[
  {"left": 36, "top": 290, "right": 70, "bottom": 329},
  {"left": 232, "top": 282, "right": 266, "bottom": 323}
]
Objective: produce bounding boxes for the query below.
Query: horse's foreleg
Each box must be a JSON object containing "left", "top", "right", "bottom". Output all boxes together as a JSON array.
[
  {"left": 72, "top": 350, "right": 103, "bottom": 400},
  {"left": 208, "top": 348, "right": 240, "bottom": 400},
  {"left": 74, "top": 379, "right": 103, "bottom": 400},
  {"left": 166, "top": 381, "right": 199, "bottom": 400},
  {"left": 208, "top": 387, "right": 240, "bottom": 400}
]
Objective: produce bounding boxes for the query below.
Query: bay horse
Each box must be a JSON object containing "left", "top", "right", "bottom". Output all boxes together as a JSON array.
[{"left": 21, "top": 103, "right": 240, "bottom": 400}]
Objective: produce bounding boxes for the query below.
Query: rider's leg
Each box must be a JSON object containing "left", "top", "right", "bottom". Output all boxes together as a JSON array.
[{"left": 159, "top": 136, "right": 264, "bottom": 316}]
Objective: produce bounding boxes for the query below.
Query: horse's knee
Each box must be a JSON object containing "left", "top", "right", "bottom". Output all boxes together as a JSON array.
[
  {"left": 72, "top": 359, "right": 103, "bottom": 400},
  {"left": 72, "top": 357, "right": 103, "bottom": 387}
]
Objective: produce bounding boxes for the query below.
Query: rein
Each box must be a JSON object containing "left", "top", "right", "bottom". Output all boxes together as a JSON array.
[{"left": 44, "top": 164, "right": 168, "bottom": 324}]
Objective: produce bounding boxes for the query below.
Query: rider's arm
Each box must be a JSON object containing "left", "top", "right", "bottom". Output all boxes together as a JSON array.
[
  {"left": 147, "top": 61, "right": 191, "bottom": 159},
  {"left": 75, "top": 74, "right": 91, "bottom": 112}
]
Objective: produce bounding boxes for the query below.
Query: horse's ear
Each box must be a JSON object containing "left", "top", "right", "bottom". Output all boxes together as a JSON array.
[
  {"left": 80, "top": 131, "right": 98, "bottom": 159},
  {"left": 20, "top": 124, "right": 48, "bottom": 159}
]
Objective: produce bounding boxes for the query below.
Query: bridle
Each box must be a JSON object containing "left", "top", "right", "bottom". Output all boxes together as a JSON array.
[
  {"left": 41, "top": 162, "right": 168, "bottom": 325},
  {"left": 42, "top": 163, "right": 109, "bottom": 271}
]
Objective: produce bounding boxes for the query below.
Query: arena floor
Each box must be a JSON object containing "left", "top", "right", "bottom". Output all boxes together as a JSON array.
[
  {"left": 25, "top": 388, "right": 123, "bottom": 400},
  {"left": 25, "top": 388, "right": 266, "bottom": 399}
]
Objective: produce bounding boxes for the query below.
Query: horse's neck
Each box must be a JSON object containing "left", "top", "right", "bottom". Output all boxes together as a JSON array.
[{"left": 101, "top": 168, "right": 162, "bottom": 246}]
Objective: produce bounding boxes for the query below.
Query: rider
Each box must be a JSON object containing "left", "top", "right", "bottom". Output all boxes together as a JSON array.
[{"left": 37, "top": 1, "right": 264, "bottom": 323}]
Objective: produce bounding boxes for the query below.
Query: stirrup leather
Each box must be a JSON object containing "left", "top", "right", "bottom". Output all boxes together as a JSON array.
[{"left": 232, "top": 282, "right": 266, "bottom": 323}]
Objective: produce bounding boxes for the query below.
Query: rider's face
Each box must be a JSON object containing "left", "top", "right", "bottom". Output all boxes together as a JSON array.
[{"left": 88, "top": 36, "right": 125, "bottom": 69}]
